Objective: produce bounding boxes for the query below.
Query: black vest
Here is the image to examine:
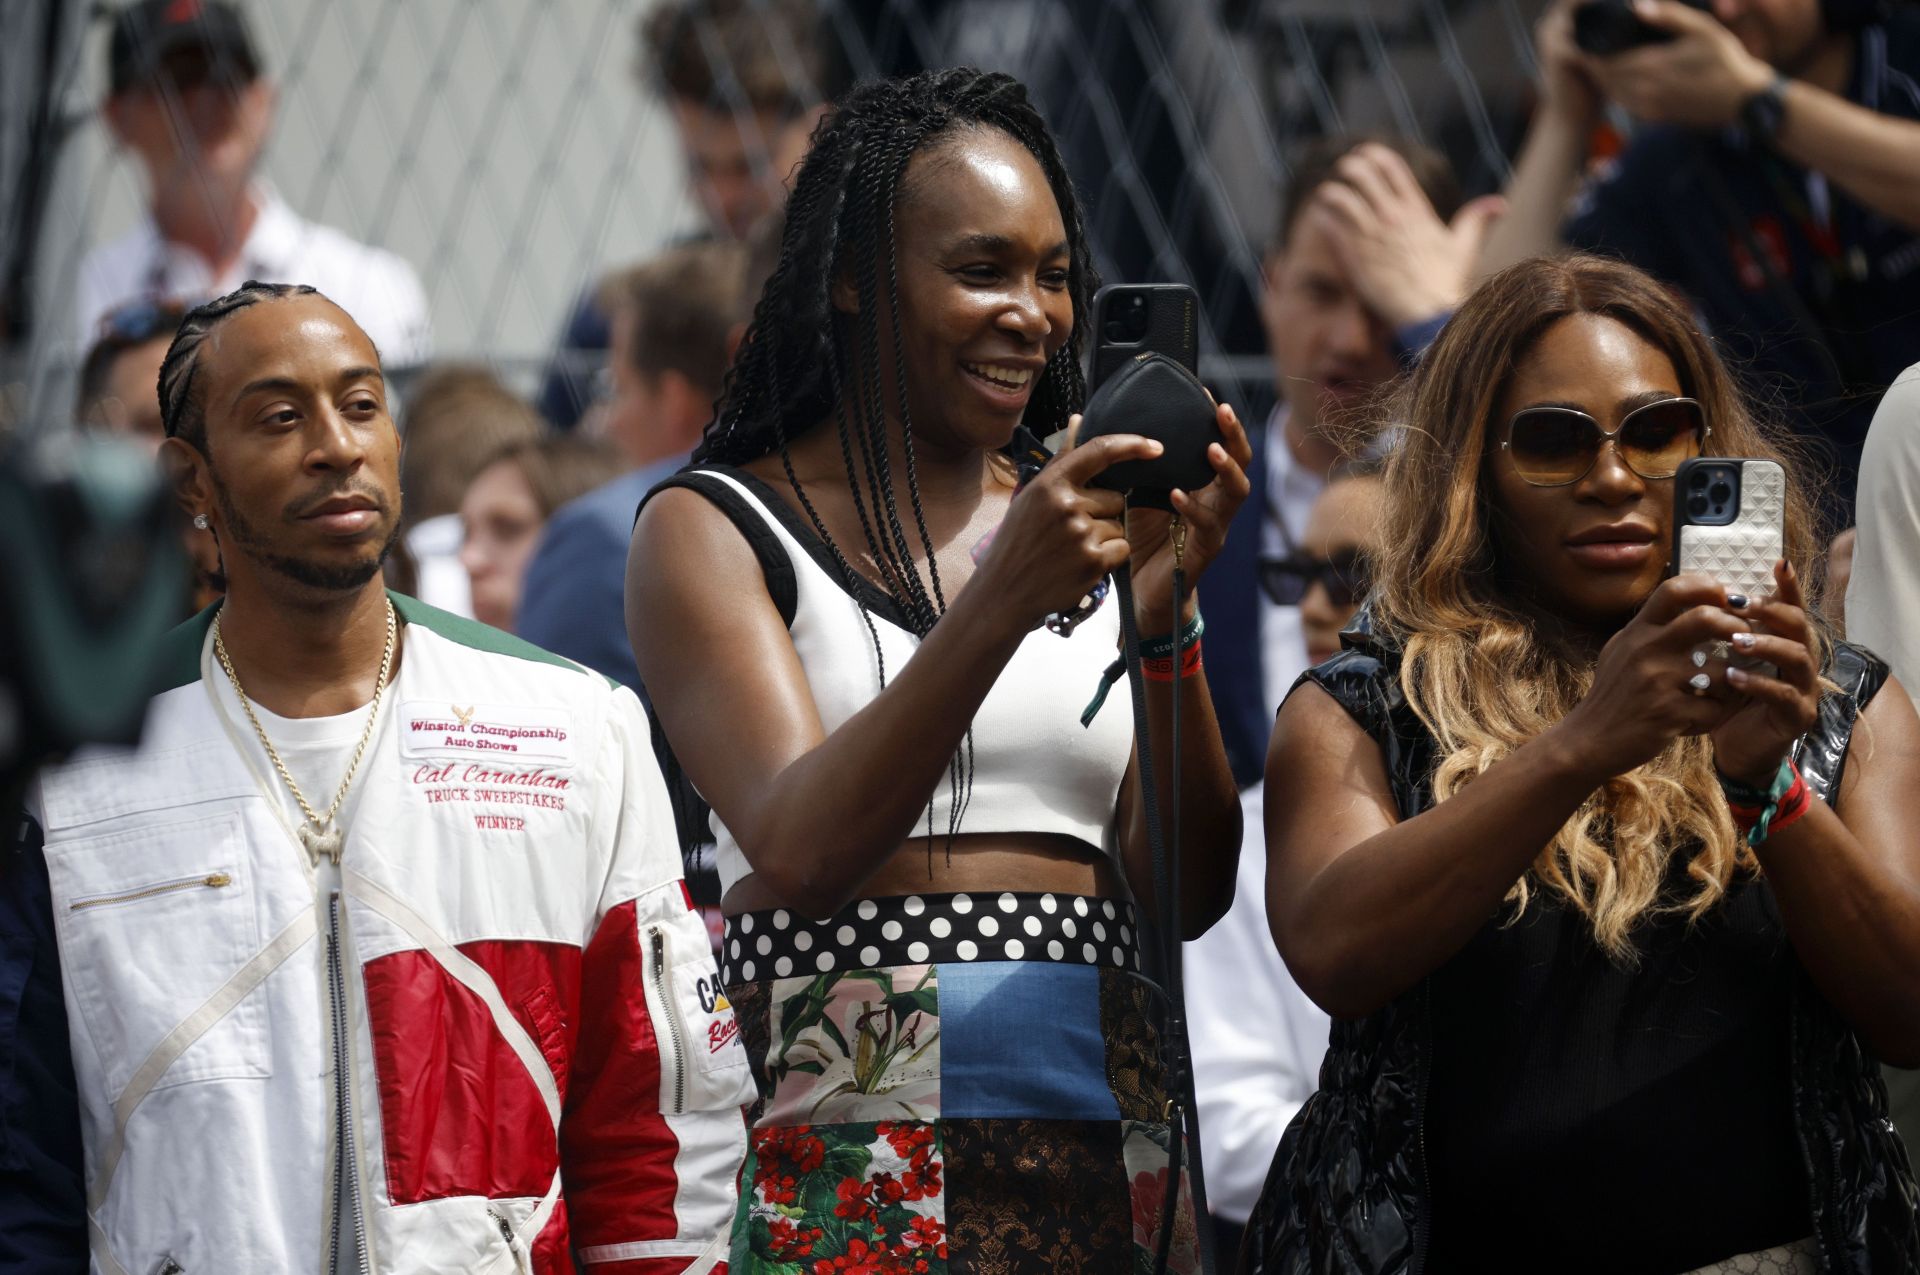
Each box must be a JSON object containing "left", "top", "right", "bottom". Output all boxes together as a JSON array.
[{"left": 1240, "top": 618, "right": 1919, "bottom": 1275}]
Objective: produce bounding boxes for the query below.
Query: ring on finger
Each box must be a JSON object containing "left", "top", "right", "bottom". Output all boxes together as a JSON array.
[{"left": 1686, "top": 671, "right": 1713, "bottom": 696}]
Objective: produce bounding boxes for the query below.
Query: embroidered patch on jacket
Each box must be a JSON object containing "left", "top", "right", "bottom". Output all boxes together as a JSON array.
[{"left": 398, "top": 701, "right": 574, "bottom": 764}]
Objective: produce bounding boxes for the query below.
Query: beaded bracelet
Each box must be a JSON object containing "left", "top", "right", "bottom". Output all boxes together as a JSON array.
[{"left": 1720, "top": 757, "right": 1812, "bottom": 848}]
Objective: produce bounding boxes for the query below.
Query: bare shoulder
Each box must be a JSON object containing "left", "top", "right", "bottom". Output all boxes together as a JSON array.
[
  {"left": 628, "top": 483, "right": 764, "bottom": 599},
  {"left": 1266, "top": 680, "right": 1398, "bottom": 837},
  {"left": 1271, "top": 679, "right": 1379, "bottom": 769}
]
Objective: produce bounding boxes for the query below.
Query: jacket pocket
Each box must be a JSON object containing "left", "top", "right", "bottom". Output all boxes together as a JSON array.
[
  {"left": 643, "top": 914, "right": 754, "bottom": 1115},
  {"left": 45, "top": 810, "right": 269, "bottom": 1096}
]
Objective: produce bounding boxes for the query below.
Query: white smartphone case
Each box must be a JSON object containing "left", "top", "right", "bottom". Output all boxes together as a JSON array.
[{"left": 1675, "top": 460, "right": 1786, "bottom": 601}]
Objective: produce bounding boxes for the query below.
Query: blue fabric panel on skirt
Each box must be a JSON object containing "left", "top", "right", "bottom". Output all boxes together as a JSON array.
[{"left": 937, "top": 960, "right": 1121, "bottom": 1121}]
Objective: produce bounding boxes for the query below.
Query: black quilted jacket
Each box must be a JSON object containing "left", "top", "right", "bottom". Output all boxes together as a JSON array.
[{"left": 1239, "top": 619, "right": 1919, "bottom": 1275}]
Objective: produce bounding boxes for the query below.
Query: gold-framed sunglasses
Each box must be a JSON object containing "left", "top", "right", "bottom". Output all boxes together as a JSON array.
[{"left": 1499, "top": 397, "right": 1710, "bottom": 487}]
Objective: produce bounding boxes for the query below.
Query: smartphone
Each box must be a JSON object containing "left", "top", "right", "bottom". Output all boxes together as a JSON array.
[
  {"left": 1673, "top": 457, "right": 1786, "bottom": 673},
  {"left": 1571, "top": 0, "right": 1711, "bottom": 56},
  {"left": 1088, "top": 283, "right": 1200, "bottom": 394}
]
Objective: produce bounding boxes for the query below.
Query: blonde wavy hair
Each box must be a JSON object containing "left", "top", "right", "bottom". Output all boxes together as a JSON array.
[{"left": 1371, "top": 255, "right": 1827, "bottom": 961}]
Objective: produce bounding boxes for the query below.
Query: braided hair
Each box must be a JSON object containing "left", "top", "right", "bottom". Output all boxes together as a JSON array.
[
  {"left": 700, "top": 67, "right": 1094, "bottom": 852},
  {"left": 158, "top": 281, "right": 321, "bottom": 449}
]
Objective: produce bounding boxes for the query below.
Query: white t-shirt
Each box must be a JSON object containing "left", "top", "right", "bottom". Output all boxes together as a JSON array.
[
  {"left": 1847, "top": 362, "right": 1920, "bottom": 688},
  {"left": 404, "top": 513, "right": 473, "bottom": 620},
  {"left": 206, "top": 669, "right": 376, "bottom": 856},
  {"left": 76, "top": 185, "right": 431, "bottom": 368}
]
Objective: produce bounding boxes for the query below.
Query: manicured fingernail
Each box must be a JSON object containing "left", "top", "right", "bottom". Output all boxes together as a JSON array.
[
  {"left": 1727, "top": 593, "right": 1749, "bottom": 609},
  {"left": 1732, "top": 632, "right": 1757, "bottom": 651},
  {"left": 1727, "top": 666, "right": 1751, "bottom": 687}
]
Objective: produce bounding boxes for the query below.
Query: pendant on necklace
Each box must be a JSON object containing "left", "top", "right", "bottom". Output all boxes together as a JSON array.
[{"left": 299, "top": 820, "right": 344, "bottom": 866}]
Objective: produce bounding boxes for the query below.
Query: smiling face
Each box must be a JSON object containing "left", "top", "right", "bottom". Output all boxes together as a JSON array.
[
  {"left": 1262, "top": 210, "right": 1400, "bottom": 444},
  {"left": 167, "top": 294, "right": 402, "bottom": 600},
  {"left": 875, "top": 126, "right": 1074, "bottom": 456},
  {"left": 1487, "top": 313, "right": 1690, "bottom": 630}
]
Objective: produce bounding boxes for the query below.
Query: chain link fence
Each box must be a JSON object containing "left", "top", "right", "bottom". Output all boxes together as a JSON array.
[{"left": 1, "top": 0, "right": 1551, "bottom": 432}]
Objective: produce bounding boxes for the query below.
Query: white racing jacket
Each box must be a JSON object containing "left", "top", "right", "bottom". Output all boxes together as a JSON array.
[{"left": 34, "top": 594, "right": 752, "bottom": 1274}]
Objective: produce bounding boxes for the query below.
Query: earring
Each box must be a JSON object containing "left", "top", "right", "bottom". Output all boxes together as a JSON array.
[{"left": 193, "top": 513, "right": 209, "bottom": 530}]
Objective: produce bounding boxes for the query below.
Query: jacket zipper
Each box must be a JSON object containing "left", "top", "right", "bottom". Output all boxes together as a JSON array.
[
  {"left": 488, "top": 1208, "right": 528, "bottom": 1273},
  {"left": 327, "top": 895, "right": 372, "bottom": 1275},
  {"left": 70, "top": 873, "right": 231, "bottom": 910},
  {"left": 155, "top": 1259, "right": 184, "bottom": 1275},
  {"left": 648, "top": 927, "right": 687, "bottom": 1114}
]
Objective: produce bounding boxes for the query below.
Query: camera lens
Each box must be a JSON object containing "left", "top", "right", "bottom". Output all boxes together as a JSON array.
[
  {"left": 1690, "top": 470, "right": 1710, "bottom": 488},
  {"left": 1688, "top": 495, "right": 1709, "bottom": 517},
  {"left": 1710, "top": 482, "right": 1732, "bottom": 504}
]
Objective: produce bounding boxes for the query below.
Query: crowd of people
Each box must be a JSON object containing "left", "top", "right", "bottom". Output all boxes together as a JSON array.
[{"left": 5, "top": 0, "right": 1920, "bottom": 1272}]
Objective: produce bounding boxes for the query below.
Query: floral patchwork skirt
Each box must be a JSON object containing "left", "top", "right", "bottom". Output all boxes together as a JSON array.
[{"left": 720, "top": 890, "right": 1202, "bottom": 1274}]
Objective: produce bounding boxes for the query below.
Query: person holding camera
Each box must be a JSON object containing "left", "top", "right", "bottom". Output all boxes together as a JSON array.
[
  {"left": 1481, "top": 0, "right": 1920, "bottom": 529},
  {"left": 1239, "top": 254, "right": 1920, "bottom": 1274},
  {"left": 628, "top": 68, "right": 1249, "bottom": 1271}
]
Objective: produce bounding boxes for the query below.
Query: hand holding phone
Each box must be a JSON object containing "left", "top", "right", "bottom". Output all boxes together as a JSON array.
[{"left": 1672, "top": 457, "right": 1785, "bottom": 677}]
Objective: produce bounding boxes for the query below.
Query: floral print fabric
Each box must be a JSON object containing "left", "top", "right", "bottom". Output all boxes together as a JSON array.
[{"left": 725, "top": 904, "right": 1201, "bottom": 1275}]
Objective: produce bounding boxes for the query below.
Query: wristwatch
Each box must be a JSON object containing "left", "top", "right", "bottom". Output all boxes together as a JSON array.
[{"left": 1740, "top": 73, "right": 1790, "bottom": 142}]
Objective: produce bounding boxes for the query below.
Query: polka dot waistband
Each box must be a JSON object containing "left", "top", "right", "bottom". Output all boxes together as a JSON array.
[{"left": 720, "top": 890, "right": 1142, "bottom": 985}]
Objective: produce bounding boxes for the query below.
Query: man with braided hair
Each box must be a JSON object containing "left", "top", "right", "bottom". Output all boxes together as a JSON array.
[
  {"left": 22, "top": 282, "right": 751, "bottom": 1273},
  {"left": 630, "top": 67, "right": 1250, "bottom": 1271}
]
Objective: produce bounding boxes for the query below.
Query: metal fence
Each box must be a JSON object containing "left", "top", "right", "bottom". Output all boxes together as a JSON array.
[{"left": 0, "top": 0, "right": 1551, "bottom": 431}]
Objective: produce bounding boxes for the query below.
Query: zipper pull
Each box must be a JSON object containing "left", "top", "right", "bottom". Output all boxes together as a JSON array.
[
  {"left": 490, "top": 1208, "right": 515, "bottom": 1242},
  {"left": 205, "top": 873, "right": 231, "bottom": 888}
]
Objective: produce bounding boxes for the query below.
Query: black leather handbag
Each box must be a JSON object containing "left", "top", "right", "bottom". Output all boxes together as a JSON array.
[{"left": 1075, "top": 350, "right": 1223, "bottom": 509}]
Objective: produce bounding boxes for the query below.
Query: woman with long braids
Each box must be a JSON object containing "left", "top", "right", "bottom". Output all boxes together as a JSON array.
[
  {"left": 1242, "top": 255, "right": 1920, "bottom": 1274},
  {"left": 628, "top": 68, "right": 1249, "bottom": 1270}
]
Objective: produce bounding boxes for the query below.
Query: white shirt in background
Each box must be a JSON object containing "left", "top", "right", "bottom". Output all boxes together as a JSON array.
[
  {"left": 1847, "top": 362, "right": 1920, "bottom": 685},
  {"left": 1257, "top": 404, "right": 1327, "bottom": 718},
  {"left": 76, "top": 185, "right": 431, "bottom": 368},
  {"left": 404, "top": 513, "right": 472, "bottom": 620}
]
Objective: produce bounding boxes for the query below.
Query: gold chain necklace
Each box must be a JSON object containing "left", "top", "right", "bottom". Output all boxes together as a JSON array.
[{"left": 212, "top": 599, "right": 396, "bottom": 865}]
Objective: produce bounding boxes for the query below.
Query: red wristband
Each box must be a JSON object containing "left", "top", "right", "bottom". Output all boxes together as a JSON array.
[{"left": 1141, "top": 640, "right": 1203, "bottom": 682}]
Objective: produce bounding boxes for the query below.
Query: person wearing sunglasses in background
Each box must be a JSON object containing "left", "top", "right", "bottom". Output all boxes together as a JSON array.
[
  {"left": 1241, "top": 254, "right": 1920, "bottom": 1274},
  {"left": 1187, "top": 136, "right": 1500, "bottom": 1266},
  {"left": 1261, "top": 459, "right": 1388, "bottom": 668}
]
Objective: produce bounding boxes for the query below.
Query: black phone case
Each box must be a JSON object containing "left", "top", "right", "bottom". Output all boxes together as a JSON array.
[{"left": 1089, "top": 284, "right": 1200, "bottom": 392}]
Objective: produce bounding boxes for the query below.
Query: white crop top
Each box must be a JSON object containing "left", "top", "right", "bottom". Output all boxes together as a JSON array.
[{"left": 675, "top": 467, "right": 1137, "bottom": 896}]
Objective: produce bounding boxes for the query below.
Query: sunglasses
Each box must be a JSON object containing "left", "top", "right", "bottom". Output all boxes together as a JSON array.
[
  {"left": 1259, "top": 548, "right": 1371, "bottom": 608},
  {"left": 1500, "top": 397, "right": 1709, "bottom": 487}
]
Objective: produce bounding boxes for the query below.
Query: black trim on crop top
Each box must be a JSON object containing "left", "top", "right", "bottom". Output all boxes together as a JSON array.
[
  {"left": 642, "top": 469, "right": 799, "bottom": 628},
  {"left": 657, "top": 464, "right": 916, "bottom": 631}
]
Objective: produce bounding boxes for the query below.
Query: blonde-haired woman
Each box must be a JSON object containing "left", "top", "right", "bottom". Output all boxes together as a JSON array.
[{"left": 1242, "top": 255, "right": 1920, "bottom": 1274}]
